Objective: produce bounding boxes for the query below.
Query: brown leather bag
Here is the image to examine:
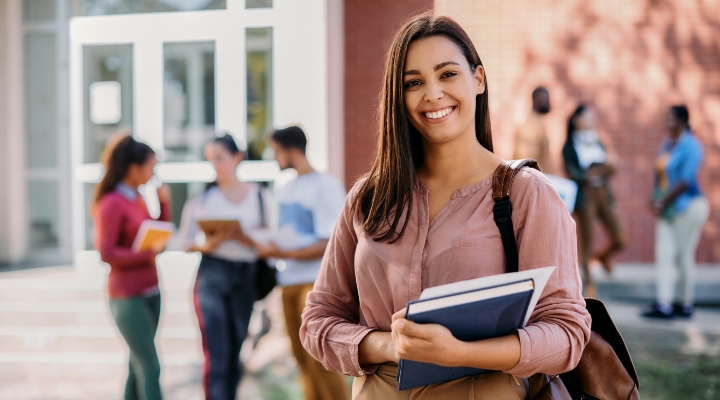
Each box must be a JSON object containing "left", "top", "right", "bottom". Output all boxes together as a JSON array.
[{"left": 492, "top": 159, "right": 640, "bottom": 400}]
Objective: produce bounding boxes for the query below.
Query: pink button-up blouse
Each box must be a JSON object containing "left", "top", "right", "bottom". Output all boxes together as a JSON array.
[{"left": 300, "top": 168, "right": 591, "bottom": 379}]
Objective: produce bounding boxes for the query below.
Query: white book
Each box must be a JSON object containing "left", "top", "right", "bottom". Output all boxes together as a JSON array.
[{"left": 419, "top": 266, "right": 556, "bottom": 326}]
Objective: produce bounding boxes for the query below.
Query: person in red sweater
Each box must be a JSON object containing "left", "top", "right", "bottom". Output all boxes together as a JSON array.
[{"left": 93, "top": 134, "right": 171, "bottom": 400}]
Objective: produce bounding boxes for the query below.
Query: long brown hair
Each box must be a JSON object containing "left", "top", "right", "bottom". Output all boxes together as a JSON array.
[
  {"left": 352, "top": 13, "right": 493, "bottom": 243},
  {"left": 93, "top": 133, "right": 155, "bottom": 206}
]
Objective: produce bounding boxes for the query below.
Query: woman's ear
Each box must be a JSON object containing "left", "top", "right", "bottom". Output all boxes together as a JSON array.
[{"left": 474, "top": 65, "right": 486, "bottom": 95}]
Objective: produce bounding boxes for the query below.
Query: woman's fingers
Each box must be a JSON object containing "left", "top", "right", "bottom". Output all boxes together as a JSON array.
[{"left": 391, "top": 308, "right": 407, "bottom": 322}]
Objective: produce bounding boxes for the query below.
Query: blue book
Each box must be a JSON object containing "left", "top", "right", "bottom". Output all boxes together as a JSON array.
[{"left": 396, "top": 279, "right": 536, "bottom": 390}]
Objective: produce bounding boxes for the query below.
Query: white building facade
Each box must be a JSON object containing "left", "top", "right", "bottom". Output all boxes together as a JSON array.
[{"left": 0, "top": 0, "right": 345, "bottom": 266}]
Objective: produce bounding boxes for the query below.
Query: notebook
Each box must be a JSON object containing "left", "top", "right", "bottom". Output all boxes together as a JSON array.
[
  {"left": 131, "top": 220, "right": 174, "bottom": 253},
  {"left": 197, "top": 219, "right": 243, "bottom": 237},
  {"left": 396, "top": 266, "right": 555, "bottom": 390}
]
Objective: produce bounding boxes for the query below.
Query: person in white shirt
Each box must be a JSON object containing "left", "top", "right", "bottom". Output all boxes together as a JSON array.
[
  {"left": 255, "top": 126, "right": 349, "bottom": 400},
  {"left": 562, "top": 105, "right": 625, "bottom": 297},
  {"left": 179, "top": 134, "right": 270, "bottom": 400}
]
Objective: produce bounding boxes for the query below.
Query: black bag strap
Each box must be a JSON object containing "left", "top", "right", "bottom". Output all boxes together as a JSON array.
[
  {"left": 257, "top": 185, "right": 267, "bottom": 228},
  {"left": 491, "top": 159, "right": 540, "bottom": 273}
]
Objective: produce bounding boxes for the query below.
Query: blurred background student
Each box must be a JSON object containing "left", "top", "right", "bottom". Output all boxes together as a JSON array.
[
  {"left": 93, "top": 133, "right": 171, "bottom": 400},
  {"left": 255, "top": 126, "right": 349, "bottom": 400},
  {"left": 514, "top": 86, "right": 554, "bottom": 174},
  {"left": 563, "top": 105, "right": 625, "bottom": 297},
  {"left": 643, "top": 105, "right": 709, "bottom": 319},
  {"left": 179, "top": 134, "right": 270, "bottom": 400}
]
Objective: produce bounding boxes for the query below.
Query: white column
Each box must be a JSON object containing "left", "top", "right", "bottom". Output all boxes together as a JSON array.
[
  {"left": 0, "top": 0, "right": 27, "bottom": 263},
  {"left": 134, "top": 40, "right": 164, "bottom": 154}
]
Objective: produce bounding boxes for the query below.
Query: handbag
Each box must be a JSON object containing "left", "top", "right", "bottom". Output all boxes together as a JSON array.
[
  {"left": 492, "top": 159, "right": 640, "bottom": 400},
  {"left": 255, "top": 186, "right": 277, "bottom": 301}
]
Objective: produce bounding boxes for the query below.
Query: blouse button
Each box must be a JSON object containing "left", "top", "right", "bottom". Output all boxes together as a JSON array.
[{"left": 358, "top": 371, "right": 364, "bottom": 376}]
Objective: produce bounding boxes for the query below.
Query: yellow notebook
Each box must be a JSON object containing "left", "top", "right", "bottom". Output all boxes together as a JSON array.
[{"left": 132, "top": 220, "right": 175, "bottom": 253}]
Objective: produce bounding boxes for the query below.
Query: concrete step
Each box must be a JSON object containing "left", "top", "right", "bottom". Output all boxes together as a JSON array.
[{"left": 592, "top": 264, "right": 720, "bottom": 304}]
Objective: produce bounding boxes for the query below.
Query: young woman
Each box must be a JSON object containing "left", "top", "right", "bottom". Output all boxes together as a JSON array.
[
  {"left": 93, "top": 134, "right": 171, "bottom": 400},
  {"left": 179, "top": 134, "right": 270, "bottom": 400},
  {"left": 300, "top": 13, "right": 591, "bottom": 399},
  {"left": 562, "top": 105, "right": 625, "bottom": 296},
  {"left": 643, "top": 105, "right": 708, "bottom": 319}
]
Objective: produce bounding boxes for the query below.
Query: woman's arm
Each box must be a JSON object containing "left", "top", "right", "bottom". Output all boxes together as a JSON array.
[
  {"left": 503, "top": 170, "right": 591, "bottom": 377},
  {"left": 655, "top": 141, "right": 703, "bottom": 214},
  {"left": 96, "top": 197, "right": 156, "bottom": 268},
  {"left": 300, "top": 187, "right": 379, "bottom": 377},
  {"left": 358, "top": 331, "right": 396, "bottom": 365},
  {"left": 562, "top": 142, "right": 586, "bottom": 184}
]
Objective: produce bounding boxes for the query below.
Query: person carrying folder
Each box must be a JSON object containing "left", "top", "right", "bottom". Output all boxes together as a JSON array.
[
  {"left": 178, "top": 134, "right": 271, "bottom": 400},
  {"left": 300, "top": 13, "right": 591, "bottom": 399},
  {"left": 93, "top": 133, "right": 171, "bottom": 400}
]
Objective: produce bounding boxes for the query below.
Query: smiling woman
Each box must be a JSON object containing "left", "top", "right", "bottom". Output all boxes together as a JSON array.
[{"left": 300, "top": 12, "right": 590, "bottom": 400}]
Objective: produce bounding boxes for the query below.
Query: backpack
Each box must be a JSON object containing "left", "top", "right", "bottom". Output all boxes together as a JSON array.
[{"left": 492, "top": 159, "right": 640, "bottom": 400}]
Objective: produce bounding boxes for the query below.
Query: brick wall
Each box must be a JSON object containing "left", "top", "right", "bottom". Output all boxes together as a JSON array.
[
  {"left": 344, "top": 0, "right": 433, "bottom": 185},
  {"left": 434, "top": 0, "right": 720, "bottom": 263},
  {"left": 343, "top": 0, "right": 720, "bottom": 262}
]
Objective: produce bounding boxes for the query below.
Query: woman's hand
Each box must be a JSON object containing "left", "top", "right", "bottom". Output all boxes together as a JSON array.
[
  {"left": 255, "top": 243, "right": 284, "bottom": 259},
  {"left": 649, "top": 197, "right": 666, "bottom": 217},
  {"left": 390, "top": 308, "right": 463, "bottom": 367},
  {"left": 198, "top": 227, "right": 235, "bottom": 254},
  {"left": 233, "top": 232, "right": 255, "bottom": 247}
]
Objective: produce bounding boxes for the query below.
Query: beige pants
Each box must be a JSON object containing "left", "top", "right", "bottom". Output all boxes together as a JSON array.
[
  {"left": 655, "top": 197, "right": 709, "bottom": 305},
  {"left": 282, "top": 283, "right": 350, "bottom": 400},
  {"left": 352, "top": 363, "right": 527, "bottom": 400}
]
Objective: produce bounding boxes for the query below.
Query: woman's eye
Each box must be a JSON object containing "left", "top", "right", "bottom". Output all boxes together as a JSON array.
[
  {"left": 404, "top": 80, "right": 421, "bottom": 89},
  {"left": 441, "top": 71, "right": 458, "bottom": 79}
]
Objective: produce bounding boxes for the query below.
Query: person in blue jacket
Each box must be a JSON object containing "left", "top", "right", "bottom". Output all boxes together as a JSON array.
[{"left": 643, "top": 105, "right": 709, "bottom": 319}]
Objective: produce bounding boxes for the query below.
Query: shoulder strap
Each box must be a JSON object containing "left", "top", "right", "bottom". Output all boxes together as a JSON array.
[
  {"left": 492, "top": 159, "right": 540, "bottom": 273},
  {"left": 257, "top": 185, "right": 267, "bottom": 228}
]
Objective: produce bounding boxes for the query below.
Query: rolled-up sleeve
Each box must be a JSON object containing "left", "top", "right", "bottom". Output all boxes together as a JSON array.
[
  {"left": 504, "top": 170, "right": 592, "bottom": 378},
  {"left": 300, "top": 187, "right": 377, "bottom": 377}
]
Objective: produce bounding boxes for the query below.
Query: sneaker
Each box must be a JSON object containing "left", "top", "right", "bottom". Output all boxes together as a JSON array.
[
  {"left": 641, "top": 304, "right": 674, "bottom": 319},
  {"left": 673, "top": 303, "right": 694, "bottom": 318}
]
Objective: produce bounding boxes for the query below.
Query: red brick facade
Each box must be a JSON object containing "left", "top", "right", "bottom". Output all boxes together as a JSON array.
[
  {"left": 343, "top": 0, "right": 433, "bottom": 185},
  {"left": 343, "top": 0, "right": 720, "bottom": 262}
]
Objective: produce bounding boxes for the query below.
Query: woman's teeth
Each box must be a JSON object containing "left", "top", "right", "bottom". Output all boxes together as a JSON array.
[{"left": 424, "top": 107, "right": 453, "bottom": 119}]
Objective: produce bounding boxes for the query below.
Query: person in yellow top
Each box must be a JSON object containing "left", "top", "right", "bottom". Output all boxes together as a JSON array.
[{"left": 513, "top": 87, "right": 554, "bottom": 174}]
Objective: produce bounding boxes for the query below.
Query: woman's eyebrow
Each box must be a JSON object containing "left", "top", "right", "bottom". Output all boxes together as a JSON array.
[
  {"left": 403, "top": 61, "right": 461, "bottom": 77},
  {"left": 434, "top": 61, "right": 460, "bottom": 71}
]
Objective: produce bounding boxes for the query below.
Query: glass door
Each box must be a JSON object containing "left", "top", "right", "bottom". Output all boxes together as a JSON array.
[{"left": 70, "top": 0, "right": 335, "bottom": 255}]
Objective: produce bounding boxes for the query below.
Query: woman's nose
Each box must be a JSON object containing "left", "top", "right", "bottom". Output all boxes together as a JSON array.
[{"left": 423, "top": 81, "right": 444, "bottom": 102}]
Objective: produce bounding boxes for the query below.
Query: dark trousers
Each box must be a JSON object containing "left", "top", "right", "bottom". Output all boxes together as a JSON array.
[
  {"left": 194, "top": 255, "right": 257, "bottom": 400},
  {"left": 109, "top": 293, "right": 162, "bottom": 400}
]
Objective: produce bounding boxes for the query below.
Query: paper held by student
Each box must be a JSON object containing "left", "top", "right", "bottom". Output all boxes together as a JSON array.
[
  {"left": 131, "top": 220, "right": 174, "bottom": 253},
  {"left": 419, "top": 266, "right": 556, "bottom": 326}
]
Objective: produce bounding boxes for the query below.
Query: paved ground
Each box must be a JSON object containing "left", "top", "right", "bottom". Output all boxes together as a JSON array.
[
  {"left": 0, "top": 252, "right": 301, "bottom": 400},
  {"left": 1, "top": 257, "right": 719, "bottom": 399}
]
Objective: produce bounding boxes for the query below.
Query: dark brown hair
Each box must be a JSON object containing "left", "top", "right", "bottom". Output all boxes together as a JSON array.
[
  {"left": 352, "top": 12, "right": 493, "bottom": 243},
  {"left": 93, "top": 133, "right": 155, "bottom": 205}
]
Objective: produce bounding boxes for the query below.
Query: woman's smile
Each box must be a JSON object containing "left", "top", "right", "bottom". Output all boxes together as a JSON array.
[{"left": 422, "top": 106, "right": 456, "bottom": 123}]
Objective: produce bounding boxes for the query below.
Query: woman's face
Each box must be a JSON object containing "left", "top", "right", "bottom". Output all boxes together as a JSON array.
[
  {"left": 126, "top": 154, "right": 157, "bottom": 187},
  {"left": 205, "top": 143, "right": 242, "bottom": 184},
  {"left": 665, "top": 111, "right": 682, "bottom": 134},
  {"left": 573, "top": 108, "right": 596, "bottom": 131},
  {"left": 403, "top": 36, "right": 485, "bottom": 146}
]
